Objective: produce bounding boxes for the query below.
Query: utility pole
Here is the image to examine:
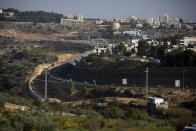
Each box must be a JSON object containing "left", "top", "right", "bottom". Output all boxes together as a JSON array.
[
  {"left": 45, "top": 68, "right": 48, "bottom": 100},
  {"left": 182, "top": 69, "right": 186, "bottom": 89},
  {"left": 144, "top": 67, "right": 149, "bottom": 95}
]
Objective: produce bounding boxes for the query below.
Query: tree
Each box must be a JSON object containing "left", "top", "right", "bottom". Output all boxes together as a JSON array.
[
  {"left": 117, "top": 43, "right": 126, "bottom": 56},
  {"left": 138, "top": 40, "right": 149, "bottom": 56},
  {"left": 163, "top": 49, "right": 196, "bottom": 67},
  {"left": 0, "top": 99, "right": 5, "bottom": 110}
]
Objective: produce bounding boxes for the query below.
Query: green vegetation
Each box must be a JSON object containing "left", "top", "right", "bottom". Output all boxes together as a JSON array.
[
  {"left": 138, "top": 40, "right": 149, "bottom": 56},
  {"left": 0, "top": 8, "right": 63, "bottom": 23},
  {"left": 148, "top": 45, "right": 166, "bottom": 59},
  {"left": 163, "top": 49, "right": 196, "bottom": 67},
  {"left": 0, "top": 111, "right": 58, "bottom": 131},
  {"left": 77, "top": 54, "right": 147, "bottom": 69},
  {"left": 0, "top": 35, "right": 92, "bottom": 92},
  {"left": 0, "top": 99, "right": 5, "bottom": 110},
  {"left": 0, "top": 100, "right": 176, "bottom": 131},
  {"left": 0, "top": 50, "right": 57, "bottom": 91}
]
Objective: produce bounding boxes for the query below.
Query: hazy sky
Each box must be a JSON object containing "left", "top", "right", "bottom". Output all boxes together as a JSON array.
[{"left": 1, "top": 0, "right": 196, "bottom": 22}]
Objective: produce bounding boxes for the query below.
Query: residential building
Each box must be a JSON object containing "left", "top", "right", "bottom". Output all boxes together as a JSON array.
[
  {"left": 159, "top": 13, "right": 169, "bottom": 24},
  {"left": 130, "top": 16, "right": 138, "bottom": 21},
  {"left": 67, "top": 14, "right": 74, "bottom": 19},
  {"left": 119, "top": 19, "right": 129, "bottom": 23},
  {"left": 123, "top": 30, "right": 139, "bottom": 36},
  {"left": 146, "top": 17, "right": 154, "bottom": 25},
  {"left": 60, "top": 14, "right": 84, "bottom": 24},
  {"left": 171, "top": 22, "right": 181, "bottom": 29},
  {"left": 0, "top": 9, "right": 2, "bottom": 14},
  {"left": 171, "top": 18, "right": 180, "bottom": 23},
  {"left": 183, "top": 125, "right": 196, "bottom": 131},
  {"left": 153, "top": 18, "right": 160, "bottom": 28},
  {"left": 112, "top": 22, "right": 120, "bottom": 30},
  {"left": 96, "top": 20, "right": 104, "bottom": 25},
  {"left": 3, "top": 12, "right": 14, "bottom": 17},
  {"left": 147, "top": 97, "right": 169, "bottom": 112},
  {"left": 77, "top": 14, "right": 83, "bottom": 21},
  {"left": 97, "top": 47, "right": 108, "bottom": 56},
  {"left": 180, "top": 36, "right": 196, "bottom": 46},
  {"left": 131, "top": 39, "right": 139, "bottom": 47},
  {"left": 136, "top": 23, "right": 143, "bottom": 28}
]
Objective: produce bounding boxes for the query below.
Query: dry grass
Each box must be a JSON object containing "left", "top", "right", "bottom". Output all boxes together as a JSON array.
[{"left": 0, "top": 28, "right": 77, "bottom": 40}]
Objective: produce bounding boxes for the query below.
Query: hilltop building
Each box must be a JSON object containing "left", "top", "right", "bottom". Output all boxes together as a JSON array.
[{"left": 60, "top": 14, "right": 84, "bottom": 24}]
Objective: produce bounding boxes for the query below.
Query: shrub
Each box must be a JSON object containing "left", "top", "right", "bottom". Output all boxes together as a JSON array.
[
  {"left": 102, "top": 106, "right": 125, "bottom": 119},
  {"left": 116, "top": 120, "right": 130, "bottom": 131},
  {"left": 84, "top": 119, "right": 104, "bottom": 131},
  {"left": 0, "top": 117, "right": 12, "bottom": 129},
  {"left": 33, "top": 99, "right": 42, "bottom": 107},
  {"left": 126, "top": 108, "right": 148, "bottom": 120},
  {"left": 105, "top": 119, "right": 118, "bottom": 128}
]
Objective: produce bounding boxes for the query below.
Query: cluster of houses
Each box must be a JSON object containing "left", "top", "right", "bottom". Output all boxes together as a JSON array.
[
  {"left": 96, "top": 14, "right": 196, "bottom": 30},
  {"left": 92, "top": 35, "right": 196, "bottom": 61},
  {"left": 92, "top": 38, "right": 139, "bottom": 56},
  {"left": 92, "top": 29, "right": 148, "bottom": 57}
]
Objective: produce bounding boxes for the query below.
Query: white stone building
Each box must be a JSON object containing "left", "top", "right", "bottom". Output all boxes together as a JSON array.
[
  {"left": 180, "top": 37, "right": 196, "bottom": 46},
  {"left": 147, "top": 97, "right": 169, "bottom": 112},
  {"left": 67, "top": 14, "right": 74, "bottom": 19},
  {"left": 130, "top": 16, "right": 138, "bottom": 21},
  {"left": 0, "top": 9, "right": 3, "bottom": 14},
  {"left": 77, "top": 14, "right": 83, "bottom": 21},
  {"left": 96, "top": 20, "right": 104, "bottom": 25},
  {"left": 112, "top": 22, "right": 120, "bottom": 30}
]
